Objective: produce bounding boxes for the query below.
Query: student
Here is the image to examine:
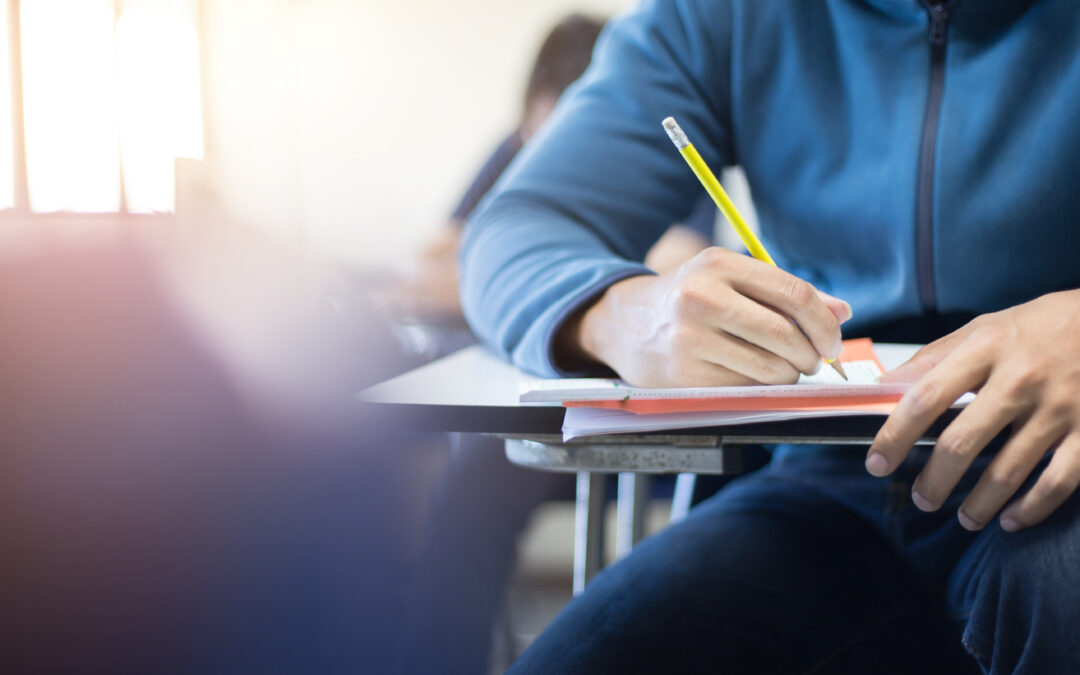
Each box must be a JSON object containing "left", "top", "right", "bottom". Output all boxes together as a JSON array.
[
  {"left": 386, "top": 13, "right": 603, "bottom": 318},
  {"left": 461, "top": 1, "right": 1080, "bottom": 672}
]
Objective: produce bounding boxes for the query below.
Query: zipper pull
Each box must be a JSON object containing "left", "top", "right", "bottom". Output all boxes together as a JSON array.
[{"left": 928, "top": 3, "right": 951, "bottom": 46}]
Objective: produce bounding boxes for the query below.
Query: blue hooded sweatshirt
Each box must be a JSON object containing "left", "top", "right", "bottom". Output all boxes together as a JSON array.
[{"left": 460, "top": 0, "right": 1080, "bottom": 378}]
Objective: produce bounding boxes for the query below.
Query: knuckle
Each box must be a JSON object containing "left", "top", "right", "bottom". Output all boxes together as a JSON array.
[
  {"left": 966, "top": 325, "right": 1003, "bottom": 355},
  {"left": 967, "top": 315, "right": 996, "bottom": 336},
  {"left": 1061, "top": 378, "right": 1080, "bottom": 406},
  {"left": 908, "top": 380, "right": 944, "bottom": 419},
  {"left": 796, "top": 352, "right": 822, "bottom": 375},
  {"left": 1043, "top": 393, "right": 1075, "bottom": 422},
  {"left": 782, "top": 277, "right": 814, "bottom": 307},
  {"left": 672, "top": 283, "right": 716, "bottom": 319},
  {"left": 767, "top": 317, "right": 795, "bottom": 349},
  {"left": 755, "top": 356, "right": 797, "bottom": 385},
  {"left": 669, "top": 324, "right": 701, "bottom": 352},
  {"left": 1004, "top": 364, "right": 1046, "bottom": 397},
  {"left": 983, "top": 464, "right": 1024, "bottom": 496},
  {"left": 675, "top": 257, "right": 701, "bottom": 280},
  {"left": 672, "top": 282, "right": 703, "bottom": 309},
  {"left": 701, "top": 246, "right": 727, "bottom": 266},
  {"left": 1041, "top": 470, "right": 1077, "bottom": 502},
  {"left": 911, "top": 342, "right": 936, "bottom": 361},
  {"left": 998, "top": 395, "right": 1030, "bottom": 420},
  {"left": 936, "top": 428, "right": 978, "bottom": 460}
]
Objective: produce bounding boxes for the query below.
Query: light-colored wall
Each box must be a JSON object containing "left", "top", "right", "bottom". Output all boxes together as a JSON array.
[{"left": 200, "top": 0, "right": 635, "bottom": 267}]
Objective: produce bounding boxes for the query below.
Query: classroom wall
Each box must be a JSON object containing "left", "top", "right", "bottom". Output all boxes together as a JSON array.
[{"left": 198, "top": 0, "right": 635, "bottom": 268}]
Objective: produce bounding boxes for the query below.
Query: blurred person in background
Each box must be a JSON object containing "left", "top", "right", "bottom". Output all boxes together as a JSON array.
[
  {"left": 396, "top": 12, "right": 719, "bottom": 675},
  {"left": 383, "top": 13, "right": 715, "bottom": 320}
]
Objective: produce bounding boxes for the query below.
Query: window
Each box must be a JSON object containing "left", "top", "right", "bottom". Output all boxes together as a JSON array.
[
  {"left": 2, "top": 0, "right": 202, "bottom": 216},
  {"left": 0, "top": 0, "right": 14, "bottom": 210}
]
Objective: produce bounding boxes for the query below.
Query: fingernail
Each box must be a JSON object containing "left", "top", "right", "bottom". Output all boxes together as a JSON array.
[
  {"left": 829, "top": 336, "right": 844, "bottom": 361},
  {"left": 865, "top": 452, "right": 889, "bottom": 476},
  {"left": 840, "top": 301, "right": 853, "bottom": 323},
  {"left": 957, "top": 510, "right": 982, "bottom": 531},
  {"left": 911, "top": 490, "right": 937, "bottom": 512},
  {"left": 810, "top": 360, "right": 822, "bottom": 375},
  {"left": 1000, "top": 517, "right": 1021, "bottom": 533}
]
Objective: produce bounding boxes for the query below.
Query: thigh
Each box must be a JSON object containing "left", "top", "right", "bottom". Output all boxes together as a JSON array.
[{"left": 510, "top": 467, "right": 973, "bottom": 675}]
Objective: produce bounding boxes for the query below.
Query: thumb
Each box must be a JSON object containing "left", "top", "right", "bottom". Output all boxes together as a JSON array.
[
  {"left": 815, "top": 290, "right": 853, "bottom": 324},
  {"left": 878, "top": 328, "right": 970, "bottom": 384}
]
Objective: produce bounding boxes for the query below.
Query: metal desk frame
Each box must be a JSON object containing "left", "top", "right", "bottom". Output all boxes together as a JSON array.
[{"left": 503, "top": 433, "right": 935, "bottom": 594}]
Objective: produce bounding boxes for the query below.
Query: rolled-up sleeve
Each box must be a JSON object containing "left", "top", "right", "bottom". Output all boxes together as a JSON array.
[{"left": 460, "top": 0, "right": 734, "bottom": 376}]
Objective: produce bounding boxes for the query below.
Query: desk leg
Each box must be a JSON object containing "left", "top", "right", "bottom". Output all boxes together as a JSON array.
[
  {"left": 670, "top": 473, "right": 697, "bottom": 523},
  {"left": 616, "top": 473, "right": 649, "bottom": 560},
  {"left": 573, "top": 471, "right": 605, "bottom": 596}
]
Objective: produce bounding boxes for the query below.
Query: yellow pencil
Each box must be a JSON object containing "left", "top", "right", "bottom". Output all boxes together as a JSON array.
[{"left": 661, "top": 116, "right": 847, "bottom": 381}]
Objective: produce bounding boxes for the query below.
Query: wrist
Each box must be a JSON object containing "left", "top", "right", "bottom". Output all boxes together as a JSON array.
[{"left": 555, "top": 275, "right": 654, "bottom": 373}]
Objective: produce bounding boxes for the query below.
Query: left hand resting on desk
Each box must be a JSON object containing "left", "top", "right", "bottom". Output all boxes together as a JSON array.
[{"left": 867, "top": 289, "right": 1080, "bottom": 533}]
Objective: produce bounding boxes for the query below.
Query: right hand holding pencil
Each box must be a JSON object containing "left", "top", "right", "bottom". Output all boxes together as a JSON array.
[{"left": 558, "top": 247, "right": 852, "bottom": 387}]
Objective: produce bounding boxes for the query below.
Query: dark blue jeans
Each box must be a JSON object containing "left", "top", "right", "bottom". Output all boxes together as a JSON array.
[{"left": 509, "top": 447, "right": 1080, "bottom": 674}]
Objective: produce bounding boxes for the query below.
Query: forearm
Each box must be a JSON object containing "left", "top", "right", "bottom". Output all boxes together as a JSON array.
[
  {"left": 460, "top": 196, "right": 652, "bottom": 376},
  {"left": 458, "top": 0, "right": 736, "bottom": 375}
]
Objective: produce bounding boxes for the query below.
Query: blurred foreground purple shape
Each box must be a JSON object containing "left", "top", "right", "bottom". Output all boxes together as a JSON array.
[{"left": 0, "top": 239, "right": 421, "bottom": 673}]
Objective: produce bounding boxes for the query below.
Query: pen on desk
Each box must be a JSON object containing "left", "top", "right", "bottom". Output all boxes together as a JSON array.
[{"left": 661, "top": 116, "right": 848, "bottom": 381}]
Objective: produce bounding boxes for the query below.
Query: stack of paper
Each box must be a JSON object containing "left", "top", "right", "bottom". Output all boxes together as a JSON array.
[{"left": 519, "top": 339, "right": 971, "bottom": 441}]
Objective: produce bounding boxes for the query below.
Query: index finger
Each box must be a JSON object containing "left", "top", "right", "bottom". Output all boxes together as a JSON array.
[
  {"left": 866, "top": 338, "right": 992, "bottom": 477},
  {"left": 726, "top": 261, "right": 843, "bottom": 361}
]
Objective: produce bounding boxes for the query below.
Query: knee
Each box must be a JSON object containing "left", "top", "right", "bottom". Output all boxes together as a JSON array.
[
  {"left": 981, "top": 497, "right": 1080, "bottom": 603},
  {"left": 957, "top": 498, "right": 1080, "bottom": 672}
]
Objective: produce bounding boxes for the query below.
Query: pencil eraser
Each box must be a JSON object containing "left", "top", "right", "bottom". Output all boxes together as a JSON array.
[{"left": 662, "top": 117, "right": 689, "bottom": 148}]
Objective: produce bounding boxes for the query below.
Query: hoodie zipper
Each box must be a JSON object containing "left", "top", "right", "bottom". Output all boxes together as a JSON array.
[{"left": 915, "top": 0, "right": 956, "bottom": 312}]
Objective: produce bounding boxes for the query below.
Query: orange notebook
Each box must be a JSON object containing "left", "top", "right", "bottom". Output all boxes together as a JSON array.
[{"left": 520, "top": 339, "right": 907, "bottom": 416}]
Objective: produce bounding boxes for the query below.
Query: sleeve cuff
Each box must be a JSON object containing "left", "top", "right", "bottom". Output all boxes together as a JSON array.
[{"left": 542, "top": 266, "right": 655, "bottom": 377}]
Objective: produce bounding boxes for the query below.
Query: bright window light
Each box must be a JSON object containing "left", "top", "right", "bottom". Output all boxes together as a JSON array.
[
  {"left": 116, "top": 0, "right": 203, "bottom": 213},
  {"left": 9, "top": 0, "right": 202, "bottom": 215},
  {"left": 0, "top": 0, "right": 14, "bottom": 210},
  {"left": 21, "top": 0, "right": 121, "bottom": 213}
]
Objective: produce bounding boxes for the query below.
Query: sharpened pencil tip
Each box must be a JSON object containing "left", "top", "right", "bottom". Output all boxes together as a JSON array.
[{"left": 827, "top": 359, "right": 848, "bottom": 381}]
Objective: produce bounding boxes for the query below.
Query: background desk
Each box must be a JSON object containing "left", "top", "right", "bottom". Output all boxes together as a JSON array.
[{"left": 360, "top": 343, "right": 955, "bottom": 592}]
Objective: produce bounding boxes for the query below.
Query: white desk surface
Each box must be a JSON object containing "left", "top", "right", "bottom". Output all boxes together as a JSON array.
[
  {"left": 360, "top": 343, "right": 922, "bottom": 408},
  {"left": 360, "top": 344, "right": 537, "bottom": 407}
]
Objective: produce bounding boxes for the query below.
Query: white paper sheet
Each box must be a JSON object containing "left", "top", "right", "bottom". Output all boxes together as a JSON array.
[
  {"left": 561, "top": 393, "right": 976, "bottom": 441},
  {"left": 520, "top": 360, "right": 902, "bottom": 404}
]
